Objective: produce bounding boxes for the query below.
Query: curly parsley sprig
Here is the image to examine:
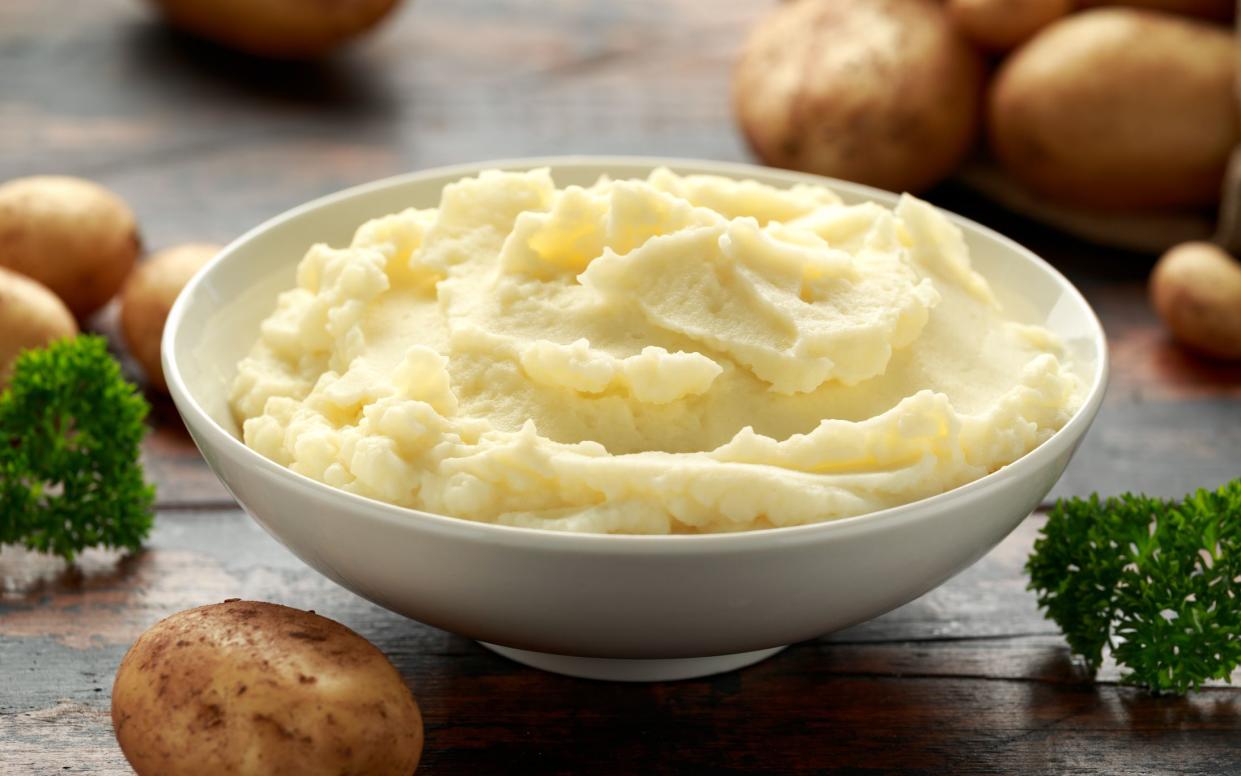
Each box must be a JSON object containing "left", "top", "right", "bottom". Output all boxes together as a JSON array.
[
  {"left": 1027, "top": 480, "right": 1240, "bottom": 695},
  {"left": 0, "top": 335, "right": 154, "bottom": 561}
]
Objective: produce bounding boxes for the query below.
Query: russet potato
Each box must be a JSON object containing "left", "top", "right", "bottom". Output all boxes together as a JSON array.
[
  {"left": 0, "top": 266, "right": 78, "bottom": 387},
  {"left": 1150, "top": 242, "right": 1241, "bottom": 360},
  {"left": 947, "top": 0, "right": 1073, "bottom": 51},
  {"left": 147, "top": 0, "right": 403, "bottom": 59},
  {"left": 0, "top": 176, "right": 140, "bottom": 320},
  {"left": 120, "top": 243, "right": 220, "bottom": 393},
  {"left": 734, "top": 0, "right": 984, "bottom": 193},
  {"left": 112, "top": 600, "right": 423, "bottom": 776},
  {"left": 988, "top": 9, "right": 1238, "bottom": 210}
]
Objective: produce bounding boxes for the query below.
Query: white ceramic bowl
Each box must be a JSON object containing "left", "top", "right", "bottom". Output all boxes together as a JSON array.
[{"left": 164, "top": 157, "right": 1107, "bottom": 681}]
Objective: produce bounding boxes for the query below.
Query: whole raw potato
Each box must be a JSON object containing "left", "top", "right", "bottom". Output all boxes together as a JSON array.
[
  {"left": 121, "top": 243, "right": 220, "bottom": 393},
  {"left": 948, "top": 0, "right": 1073, "bottom": 51},
  {"left": 148, "top": 0, "right": 403, "bottom": 58},
  {"left": 0, "top": 176, "right": 140, "bottom": 320},
  {"left": 1077, "top": 0, "right": 1234, "bottom": 22},
  {"left": 0, "top": 266, "right": 78, "bottom": 387},
  {"left": 988, "top": 9, "right": 1238, "bottom": 210},
  {"left": 1150, "top": 242, "right": 1241, "bottom": 359},
  {"left": 733, "top": 0, "right": 985, "bottom": 193},
  {"left": 112, "top": 601, "right": 423, "bottom": 776}
]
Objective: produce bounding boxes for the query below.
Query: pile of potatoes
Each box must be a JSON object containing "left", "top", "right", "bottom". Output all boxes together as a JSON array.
[
  {"left": 734, "top": 0, "right": 1236, "bottom": 207},
  {"left": 0, "top": 174, "right": 220, "bottom": 389},
  {"left": 733, "top": 0, "right": 1241, "bottom": 359}
]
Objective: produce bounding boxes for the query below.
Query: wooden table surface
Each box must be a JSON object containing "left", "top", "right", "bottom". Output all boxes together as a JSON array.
[{"left": 2, "top": 1, "right": 1239, "bottom": 774}]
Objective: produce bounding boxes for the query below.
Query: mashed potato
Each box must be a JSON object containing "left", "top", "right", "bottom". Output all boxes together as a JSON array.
[{"left": 230, "top": 169, "right": 1082, "bottom": 533}]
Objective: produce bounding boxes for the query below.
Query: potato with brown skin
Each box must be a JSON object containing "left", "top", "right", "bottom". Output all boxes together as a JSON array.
[
  {"left": 1077, "top": 0, "right": 1234, "bottom": 22},
  {"left": 121, "top": 243, "right": 220, "bottom": 393},
  {"left": 112, "top": 600, "right": 423, "bottom": 776},
  {"left": 733, "top": 0, "right": 985, "bottom": 194},
  {"left": 0, "top": 176, "right": 140, "bottom": 320},
  {"left": 1150, "top": 242, "right": 1241, "bottom": 360},
  {"left": 947, "top": 0, "right": 1073, "bottom": 52},
  {"left": 147, "top": 0, "right": 403, "bottom": 59},
  {"left": 0, "top": 266, "right": 78, "bottom": 387},
  {"left": 988, "top": 9, "right": 1238, "bottom": 210}
]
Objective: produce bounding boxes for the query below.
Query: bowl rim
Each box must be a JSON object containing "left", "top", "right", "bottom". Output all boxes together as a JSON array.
[{"left": 163, "top": 155, "right": 1109, "bottom": 553}]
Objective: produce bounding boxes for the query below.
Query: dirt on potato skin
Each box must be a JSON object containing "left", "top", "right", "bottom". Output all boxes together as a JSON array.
[{"left": 112, "top": 599, "right": 423, "bottom": 776}]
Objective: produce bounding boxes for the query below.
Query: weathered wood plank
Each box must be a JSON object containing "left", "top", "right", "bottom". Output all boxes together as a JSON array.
[
  {"left": 8, "top": 676, "right": 1236, "bottom": 776},
  {"left": 3, "top": 508, "right": 1238, "bottom": 775}
]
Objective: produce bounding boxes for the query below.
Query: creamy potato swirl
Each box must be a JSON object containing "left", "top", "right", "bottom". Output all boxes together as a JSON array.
[{"left": 231, "top": 169, "right": 1081, "bottom": 533}]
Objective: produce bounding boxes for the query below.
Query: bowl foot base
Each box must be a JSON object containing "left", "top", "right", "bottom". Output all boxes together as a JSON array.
[{"left": 478, "top": 643, "right": 787, "bottom": 681}]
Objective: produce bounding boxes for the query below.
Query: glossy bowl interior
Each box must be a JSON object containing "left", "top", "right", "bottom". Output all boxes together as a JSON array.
[{"left": 164, "top": 157, "right": 1107, "bottom": 678}]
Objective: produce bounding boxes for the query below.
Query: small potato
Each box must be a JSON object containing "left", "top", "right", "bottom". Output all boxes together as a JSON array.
[
  {"left": 0, "top": 266, "right": 78, "bottom": 387},
  {"left": 734, "top": 0, "right": 984, "bottom": 193},
  {"left": 988, "top": 9, "right": 1238, "bottom": 209},
  {"left": 947, "top": 0, "right": 1073, "bottom": 51},
  {"left": 1150, "top": 242, "right": 1241, "bottom": 360},
  {"left": 147, "top": 0, "right": 403, "bottom": 59},
  {"left": 121, "top": 243, "right": 220, "bottom": 393},
  {"left": 113, "top": 600, "right": 423, "bottom": 776},
  {"left": 0, "top": 176, "right": 140, "bottom": 320}
]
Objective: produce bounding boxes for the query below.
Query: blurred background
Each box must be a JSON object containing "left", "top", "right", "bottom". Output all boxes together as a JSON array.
[
  {"left": 3, "top": 0, "right": 1234, "bottom": 248},
  {"left": 2, "top": 1, "right": 768, "bottom": 248}
]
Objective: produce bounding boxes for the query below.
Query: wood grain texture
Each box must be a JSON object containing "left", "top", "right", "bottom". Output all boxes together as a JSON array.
[
  {"left": 1, "top": 1, "right": 1239, "bottom": 773},
  {"left": 4, "top": 509, "right": 1238, "bottom": 775}
]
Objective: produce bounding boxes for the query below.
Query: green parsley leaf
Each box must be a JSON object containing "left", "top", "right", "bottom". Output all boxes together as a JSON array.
[
  {"left": 0, "top": 335, "right": 155, "bottom": 561},
  {"left": 1027, "top": 479, "right": 1240, "bottom": 694}
]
